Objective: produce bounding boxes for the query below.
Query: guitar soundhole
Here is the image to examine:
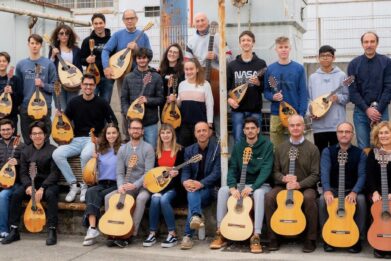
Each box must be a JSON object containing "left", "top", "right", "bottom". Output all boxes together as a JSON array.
[
  {"left": 337, "top": 208, "right": 346, "bottom": 217},
  {"left": 169, "top": 111, "right": 179, "bottom": 119},
  {"left": 4, "top": 168, "right": 14, "bottom": 178},
  {"left": 381, "top": 211, "right": 391, "bottom": 220},
  {"left": 235, "top": 204, "right": 243, "bottom": 213},
  {"left": 285, "top": 199, "right": 294, "bottom": 208},
  {"left": 116, "top": 202, "right": 124, "bottom": 210}
]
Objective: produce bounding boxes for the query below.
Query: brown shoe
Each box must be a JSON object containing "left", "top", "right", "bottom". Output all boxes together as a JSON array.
[
  {"left": 180, "top": 235, "right": 193, "bottom": 250},
  {"left": 302, "top": 240, "right": 316, "bottom": 253},
  {"left": 189, "top": 215, "right": 204, "bottom": 230},
  {"left": 210, "top": 230, "right": 226, "bottom": 249},
  {"left": 268, "top": 239, "right": 280, "bottom": 251},
  {"left": 250, "top": 234, "right": 263, "bottom": 254}
]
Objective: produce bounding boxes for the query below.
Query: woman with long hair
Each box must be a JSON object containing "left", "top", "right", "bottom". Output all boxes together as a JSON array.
[
  {"left": 366, "top": 121, "right": 391, "bottom": 258},
  {"left": 143, "top": 123, "right": 184, "bottom": 248},
  {"left": 49, "top": 24, "right": 83, "bottom": 110},
  {"left": 82, "top": 123, "right": 122, "bottom": 246}
]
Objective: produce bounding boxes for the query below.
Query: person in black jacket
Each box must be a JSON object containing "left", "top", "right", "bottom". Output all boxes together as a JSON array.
[
  {"left": 227, "top": 31, "right": 267, "bottom": 143},
  {"left": 80, "top": 13, "right": 114, "bottom": 103},
  {"left": 2, "top": 121, "right": 60, "bottom": 246}
]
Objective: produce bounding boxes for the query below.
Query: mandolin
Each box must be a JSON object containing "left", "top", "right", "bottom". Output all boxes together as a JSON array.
[
  {"left": 322, "top": 150, "right": 359, "bottom": 247},
  {"left": 368, "top": 149, "right": 391, "bottom": 251},
  {"left": 51, "top": 80, "right": 74, "bottom": 145},
  {"left": 86, "top": 39, "right": 101, "bottom": 84},
  {"left": 99, "top": 155, "right": 138, "bottom": 237},
  {"left": 309, "top": 76, "right": 355, "bottom": 118},
  {"left": 24, "top": 162, "right": 46, "bottom": 233},
  {"left": 268, "top": 75, "right": 297, "bottom": 128},
  {"left": 126, "top": 72, "right": 152, "bottom": 120},
  {"left": 0, "top": 135, "right": 20, "bottom": 189},
  {"left": 220, "top": 147, "right": 254, "bottom": 241},
  {"left": 27, "top": 64, "right": 48, "bottom": 120},
  {"left": 228, "top": 67, "right": 267, "bottom": 104},
  {"left": 82, "top": 128, "right": 98, "bottom": 186},
  {"left": 43, "top": 34, "right": 83, "bottom": 90},
  {"left": 108, "top": 22, "right": 154, "bottom": 79},
  {"left": 0, "top": 66, "right": 14, "bottom": 118},
  {"left": 271, "top": 146, "right": 306, "bottom": 236},
  {"left": 161, "top": 75, "right": 181, "bottom": 129},
  {"left": 144, "top": 154, "right": 202, "bottom": 193}
]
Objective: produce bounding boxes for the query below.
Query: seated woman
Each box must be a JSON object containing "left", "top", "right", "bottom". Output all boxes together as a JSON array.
[
  {"left": 82, "top": 123, "right": 122, "bottom": 246},
  {"left": 143, "top": 123, "right": 184, "bottom": 248}
]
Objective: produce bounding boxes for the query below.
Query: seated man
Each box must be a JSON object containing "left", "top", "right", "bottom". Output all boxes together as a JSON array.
[
  {"left": 319, "top": 122, "right": 366, "bottom": 253},
  {"left": 210, "top": 117, "right": 273, "bottom": 253},
  {"left": 2, "top": 121, "right": 60, "bottom": 245},
  {"left": 265, "top": 115, "right": 320, "bottom": 253},
  {"left": 180, "top": 121, "right": 221, "bottom": 250}
]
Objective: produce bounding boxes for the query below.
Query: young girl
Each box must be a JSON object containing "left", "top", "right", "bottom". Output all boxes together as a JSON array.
[
  {"left": 82, "top": 123, "right": 122, "bottom": 246},
  {"left": 143, "top": 124, "right": 184, "bottom": 248},
  {"left": 173, "top": 58, "right": 213, "bottom": 147}
]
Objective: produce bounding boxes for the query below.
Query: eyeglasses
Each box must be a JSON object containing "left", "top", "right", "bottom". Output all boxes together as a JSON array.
[
  {"left": 319, "top": 54, "right": 334, "bottom": 59},
  {"left": 58, "top": 31, "right": 70, "bottom": 36},
  {"left": 337, "top": 130, "right": 353, "bottom": 135},
  {"left": 31, "top": 132, "right": 44, "bottom": 136},
  {"left": 123, "top": 17, "right": 137, "bottom": 21},
  {"left": 168, "top": 50, "right": 179, "bottom": 55}
]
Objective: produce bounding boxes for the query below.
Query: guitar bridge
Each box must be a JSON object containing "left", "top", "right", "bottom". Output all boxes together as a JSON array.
[
  {"left": 331, "top": 230, "right": 351, "bottom": 234},
  {"left": 108, "top": 220, "right": 125, "bottom": 225},
  {"left": 228, "top": 223, "right": 245, "bottom": 228},
  {"left": 377, "top": 234, "right": 391, "bottom": 238},
  {"left": 279, "top": 219, "right": 297, "bottom": 223}
]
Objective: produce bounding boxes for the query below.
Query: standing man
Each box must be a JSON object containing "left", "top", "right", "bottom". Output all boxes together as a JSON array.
[
  {"left": 210, "top": 117, "right": 273, "bottom": 253},
  {"left": 309, "top": 45, "right": 348, "bottom": 154},
  {"left": 15, "top": 34, "right": 56, "bottom": 145},
  {"left": 264, "top": 37, "right": 308, "bottom": 146},
  {"left": 227, "top": 31, "right": 267, "bottom": 143},
  {"left": 80, "top": 13, "right": 113, "bottom": 103},
  {"left": 348, "top": 31, "right": 391, "bottom": 149},
  {"left": 52, "top": 73, "right": 117, "bottom": 203},
  {"left": 180, "top": 121, "right": 221, "bottom": 250},
  {"left": 265, "top": 115, "right": 320, "bottom": 253},
  {"left": 319, "top": 122, "right": 366, "bottom": 253}
]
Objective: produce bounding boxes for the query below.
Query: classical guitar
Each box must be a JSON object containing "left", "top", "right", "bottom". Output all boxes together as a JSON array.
[
  {"left": 43, "top": 34, "right": 83, "bottom": 90},
  {"left": 204, "top": 21, "right": 220, "bottom": 115},
  {"left": 0, "top": 66, "right": 14, "bottom": 118},
  {"left": 0, "top": 135, "right": 20, "bottom": 189},
  {"left": 271, "top": 146, "right": 306, "bottom": 236},
  {"left": 220, "top": 147, "right": 254, "bottom": 241},
  {"left": 126, "top": 72, "right": 152, "bottom": 120},
  {"left": 86, "top": 39, "right": 101, "bottom": 84},
  {"left": 228, "top": 67, "right": 267, "bottom": 104},
  {"left": 268, "top": 75, "right": 297, "bottom": 128},
  {"left": 109, "top": 22, "right": 154, "bottom": 79},
  {"left": 24, "top": 162, "right": 46, "bottom": 233},
  {"left": 82, "top": 128, "right": 98, "bottom": 186},
  {"left": 99, "top": 155, "right": 138, "bottom": 237},
  {"left": 368, "top": 149, "right": 391, "bottom": 251},
  {"left": 309, "top": 76, "right": 355, "bottom": 118},
  {"left": 144, "top": 154, "right": 202, "bottom": 193},
  {"left": 322, "top": 150, "right": 359, "bottom": 247},
  {"left": 27, "top": 64, "right": 48, "bottom": 120},
  {"left": 51, "top": 80, "right": 74, "bottom": 145},
  {"left": 161, "top": 75, "right": 181, "bottom": 129}
]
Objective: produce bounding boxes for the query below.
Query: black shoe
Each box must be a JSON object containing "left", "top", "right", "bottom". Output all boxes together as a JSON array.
[
  {"left": 268, "top": 239, "right": 280, "bottom": 251},
  {"left": 114, "top": 239, "right": 128, "bottom": 248},
  {"left": 46, "top": 227, "right": 57, "bottom": 246},
  {"left": 323, "top": 242, "right": 335, "bottom": 252},
  {"left": 374, "top": 249, "right": 386, "bottom": 258},
  {"left": 1, "top": 227, "right": 20, "bottom": 245},
  {"left": 348, "top": 241, "right": 362, "bottom": 253},
  {"left": 303, "top": 240, "right": 316, "bottom": 253},
  {"left": 106, "top": 238, "right": 115, "bottom": 247}
]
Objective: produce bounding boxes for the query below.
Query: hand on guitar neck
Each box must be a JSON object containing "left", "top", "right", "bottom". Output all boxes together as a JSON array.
[
  {"left": 229, "top": 186, "right": 253, "bottom": 199},
  {"left": 118, "top": 182, "right": 136, "bottom": 194}
]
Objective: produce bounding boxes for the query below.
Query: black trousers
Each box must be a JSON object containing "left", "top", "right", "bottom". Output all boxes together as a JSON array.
[
  {"left": 314, "top": 132, "right": 338, "bottom": 155},
  {"left": 20, "top": 108, "right": 51, "bottom": 145},
  {"left": 9, "top": 183, "right": 59, "bottom": 227},
  {"left": 177, "top": 123, "right": 196, "bottom": 148}
]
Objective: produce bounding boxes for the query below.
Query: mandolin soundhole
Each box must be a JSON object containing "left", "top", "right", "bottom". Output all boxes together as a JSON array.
[
  {"left": 32, "top": 100, "right": 45, "bottom": 106},
  {"left": 4, "top": 168, "right": 14, "bottom": 178},
  {"left": 170, "top": 111, "right": 179, "bottom": 119},
  {"left": 135, "top": 104, "right": 143, "bottom": 113}
]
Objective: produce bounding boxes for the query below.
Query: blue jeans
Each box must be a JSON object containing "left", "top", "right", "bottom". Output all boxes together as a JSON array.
[
  {"left": 52, "top": 137, "right": 94, "bottom": 184},
  {"left": 144, "top": 124, "right": 158, "bottom": 149},
  {"left": 353, "top": 107, "right": 389, "bottom": 149},
  {"left": 231, "top": 111, "right": 262, "bottom": 143},
  {"left": 58, "top": 86, "right": 80, "bottom": 111},
  {"left": 94, "top": 77, "right": 114, "bottom": 104},
  {"left": 185, "top": 188, "right": 213, "bottom": 236},
  {"left": 149, "top": 189, "right": 177, "bottom": 232},
  {"left": 0, "top": 184, "right": 18, "bottom": 233}
]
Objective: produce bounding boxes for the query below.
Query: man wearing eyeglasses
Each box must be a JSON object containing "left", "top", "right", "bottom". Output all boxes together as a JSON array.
[
  {"left": 308, "top": 45, "right": 349, "bottom": 154},
  {"left": 318, "top": 122, "right": 367, "bottom": 253}
]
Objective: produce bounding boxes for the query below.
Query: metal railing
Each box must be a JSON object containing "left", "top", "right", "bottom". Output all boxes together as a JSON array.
[{"left": 44, "top": 0, "right": 114, "bottom": 9}]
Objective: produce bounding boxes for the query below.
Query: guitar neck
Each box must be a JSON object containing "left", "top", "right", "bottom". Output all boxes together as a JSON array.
[
  {"left": 237, "top": 164, "right": 248, "bottom": 192},
  {"left": 204, "top": 35, "right": 215, "bottom": 81},
  {"left": 287, "top": 157, "right": 296, "bottom": 199},
  {"left": 338, "top": 162, "right": 346, "bottom": 210},
  {"left": 380, "top": 165, "right": 390, "bottom": 212}
]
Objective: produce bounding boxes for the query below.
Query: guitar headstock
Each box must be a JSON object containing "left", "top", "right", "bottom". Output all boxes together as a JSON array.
[
  {"left": 143, "top": 72, "right": 152, "bottom": 86},
  {"left": 243, "top": 147, "right": 253, "bottom": 165},
  {"left": 7, "top": 66, "right": 15, "bottom": 80},
  {"left": 89, "top": 39, "right": 95, "bottom": 52},
  {"left": 34, "top": 64, "right": 42, "bottom": 76},
  {"left": 337, "top": 150, "right": 348, "bottom": 165},
  {"left": 12, "top": 135, "right": 20, "bottom": 148},
  {"left": 343, "top": 75, "right": 355, "bottom": 87},
  {"left": 54, "top": 80, "right": 62, "bottom": 96},
  {"left": 288, "top": 146, "right": 299, "bottom": 161},
  {"left": 209, "top": 21, "right": 218, "bottom": 36},
  {"left": 142, "top": 22, "right": 154, "bottom": 32},
  {"left": 268, "top": 75, "right": 278, "bottom": 90},
  {"left": 89, "top": 128, "right": 97, "bottom": 144},
  {"left": 189, "top": 154, "right": 203, "bottom": 164},
  {"left": 29, "top": 162, "right": 37, "bottom": 180},
  {"left": 42, "top": 34, "right": 51, "bottom": 45},
  {"left": 128, "top": 154, "right": 138, "bottom": 168}
]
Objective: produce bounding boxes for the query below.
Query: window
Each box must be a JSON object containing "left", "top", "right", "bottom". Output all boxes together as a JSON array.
[{"left": 145, "top": 6, "right": 160, "bottom": 17}]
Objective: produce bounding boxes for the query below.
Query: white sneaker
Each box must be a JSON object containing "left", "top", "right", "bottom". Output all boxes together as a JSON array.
[
  {"left": 65, "top": 183, "right": 80, "bottom": 202},
  {"left": 84, "top": 227, "right": 100, "bottom": 241},
  {"left": 83, "top": 238, "right": 96, "bottom": 246},
  {"left": 79, "top": 183, "right": 88, "bottom": 203}
]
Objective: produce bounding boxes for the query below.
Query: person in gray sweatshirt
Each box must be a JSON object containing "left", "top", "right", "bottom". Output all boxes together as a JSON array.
[{"left": 308, "top": 45, "right": 349, "bottom": 154}]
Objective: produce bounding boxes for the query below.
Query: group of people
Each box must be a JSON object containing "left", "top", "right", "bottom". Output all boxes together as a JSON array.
[{"left": 0, "top": 7, "right": 390, "bottom": 259}]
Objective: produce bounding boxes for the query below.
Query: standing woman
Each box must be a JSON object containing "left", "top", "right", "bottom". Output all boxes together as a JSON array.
[
  {"left": 82, "top": 123, "right": 122, "bottom": 246},
  {"left": 49, "top": 24, "right": 83, "bottom": 110},
  {"left": 366, "top": 121, "right": 391, "bottom": 258},
  {"left": 143, "top": 123, "right": 184, "bottom": 248},
  {"left": 172, "top": 58, "right": 213, "bottom": 147}
]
